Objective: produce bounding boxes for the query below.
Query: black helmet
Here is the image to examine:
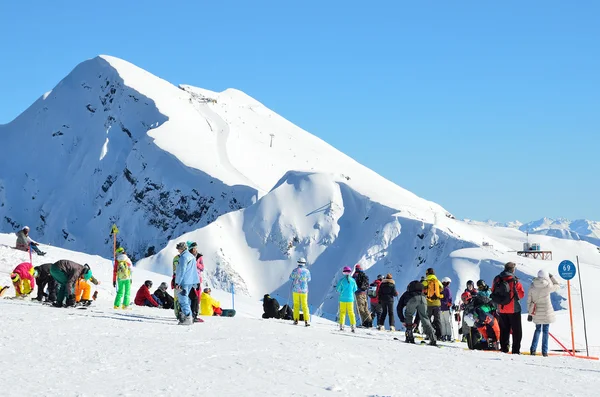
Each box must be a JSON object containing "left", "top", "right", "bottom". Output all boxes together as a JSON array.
[
  {"left": 466, "top": 280, "right": 474, "bottom": 287},
  {"left": 144, "top": 280, "right": 153, "bottom": 288},
  {"left": 477, "top": 279, "right": 487, "bottom": 289}
]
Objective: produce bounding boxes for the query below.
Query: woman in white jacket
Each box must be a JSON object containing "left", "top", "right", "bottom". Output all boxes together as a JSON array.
[{"left": 527, "top": 270, "right": 560, "bottom": 356}]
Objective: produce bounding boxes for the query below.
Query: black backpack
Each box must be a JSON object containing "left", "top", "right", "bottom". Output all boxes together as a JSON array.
[
  {"left": 490, "top": 277, "right": 517, "bottom": 306},
  {"left": 354, "top": 272, "right": 369, "bottom": 291}
]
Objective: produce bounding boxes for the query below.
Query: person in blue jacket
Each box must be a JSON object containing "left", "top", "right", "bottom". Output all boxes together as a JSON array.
[
  {"left": 174, "top": 242, "right": 199, "bottom": 325},
  {"left": 336, "top": 266, "right": 358, "bottom": 332},
  {"left": 476, "top": 280, "right": 492, "bottom": 298}
]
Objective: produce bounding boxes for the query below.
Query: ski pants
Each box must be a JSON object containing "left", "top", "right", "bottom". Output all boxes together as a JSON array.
[
  {"left": 427, "top": 306, "right": 442, "bottom": 339},
  {"left": 292, "top": 292, "right": 310, "bottom": 322},
  {"left": 499, "top": 312, "right": 522, "bottom": 354},
  {"left": 338, "top": 301, "right": 356, "bottom": 326},
  {"left": 114, "top": 279, "right": 131, "bottom": 307},
  {"left": 13, "top": 279, "right": 33, "bottom": 297},
  {"left": 75, "top": 279, "right": 91, "bottom": 302},
  {"left": 178, "top": 284, "right": 194, "bottom": 317},
  {"left": 440, "top": 310, "right": 453, "bottom": 339},
  {"left": 190, "top": 287, "right": 199, "bottom": 318},
  {"left": 355, "top": 293, "right": 372, "bottom": 325},
  {"left": 370, "top": 302, "right": 382, "bottom": 326},
  {"left": 50, "top": 263, "right": 69, "bottom": 304},
  {"left": 379, "top": 300, "right": 395, "bottom": 329},
  {"left": 36, "top": 274, "right": 57, "bottom": 302},
  {"left": 405, "top": 295, "right": 436, "bottom": 342}
]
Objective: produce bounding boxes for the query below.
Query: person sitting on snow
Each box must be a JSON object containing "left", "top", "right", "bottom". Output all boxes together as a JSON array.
[
  {"left": 262, "top": 294, "right": 280, "bottom": 319},
  {"left": 200, "top": 288, "right": 223, "bottom": 316},
  {"left": 134, "top": 280, "right": 162, "bottom": 307},
  {"left": 33, "top": 263, "right": 57, "bottom": 302},
  {"left": 15, "top": 226, "right": 46, "bottom": 255},
  {"left": 10, "top": 262, "right": 36, "bottom": 298},
  {"left": 154, "top": 282, "right": 174, "bottom": 309}
]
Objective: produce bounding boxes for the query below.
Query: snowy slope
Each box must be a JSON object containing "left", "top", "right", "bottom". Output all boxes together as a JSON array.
[{"left": 1, "top": 235, "right": 599, "bottom": 397}]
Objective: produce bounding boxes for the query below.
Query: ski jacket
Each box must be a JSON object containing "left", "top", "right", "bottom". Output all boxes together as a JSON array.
[
  {"left": 134, "top": 285, "right": 158, "bottom": 307},
  {"left": 477, "top": 288, "right": 491, "bottom": 298},
  {"left": 336, "top": 275, "right": 358, "bottom": 302},
  {"left": 12, "top": 262, "right": 36, "bottom": 291},
  {"left": 52, "top": 260, "right": 90, "bottom": 294},
  {"left": 422, "top": 274, "right": 443, "bottom": 307},
  {"left": 369, "top": 279, "right": 382, "bottom": 304},
  {"left": 15, "top": 231, "right": 36, "bottom": 251},
  {"left": 353, "top": 270, "right": 369, "bottom": 293},
  {"left": 527, "top": 275, "right": 560, "bottom": 324},
  {"left": 440, "top": 285, "right": 452, "bottom": 311},
  {"left": 378, "top": 279, "right": 398, "bottom": 303},
  {"left": 289, "top": 266, "right": 311, "bottom": 294},
  {"left": 196, "top": 255, "right": 204, "bottom": 286},
  {"left": 154, "top": 288, "right": 173, "bottom": 307},
  {"left": 263, "top": 295, "right": 280, "bottom": 318},
  {"left": 113, "top": 254, "right": 133, "bottom": 282},
  {"left": 200, "top": 292, "right": 221, "bottom": 316},
  {"left": 175, "top": 250, "right": 199, "bottom": 286},
  {"left": 492, "top": 271, "right": 525, "bottom": 314}
]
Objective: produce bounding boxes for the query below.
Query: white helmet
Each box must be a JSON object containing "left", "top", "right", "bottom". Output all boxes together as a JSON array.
[
  {"left": 23, "top": 226, "right": 30, "bottom": 231},
  {"left": 297, "top": 257, "right": 307, "bottom": 266},
  {"left": 441, "top": 277, "right": 451, "bottom": 284}
]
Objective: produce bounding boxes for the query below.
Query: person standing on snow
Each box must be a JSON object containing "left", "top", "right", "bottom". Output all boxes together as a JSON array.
[
  {"left": 50, "top": 261, "right": 96, "bottom": 307},
  {"left": 369, "top": 274, "right": 383, "bottom": 327},
  {"left": 477, "top": 280, "right": 491, "bottom": 298},
  {"left": 422, "top": 268, "right": 443, "bottom": 340},
  {"left": 113, "top": 247, "right": 133, "bottom": 309},
  {"left": 174, "top": 242, "right": 199, "bottom": 325},
  {"left": 187, "top": 241, "right": 202, "bottom": 322},
  {"left": 33, "top": 263, "right": 57, "bottom": 302},
  {"left": 440, "top": 277, "right": 453, "bottom": 341},
  {"left": 491, "top": 262, "right": 525, "bottom": 354},
  {"left": 337, "top": 266, "right": 358, "bottom": 332},
  {"left": 352, "top": 264, "right": 372, "bottom": 327},
  {"left": 289, "top": 257, "right": 311, "bottom": 326},
  {"left": 377, "top": 273, "right": 398, "bottom": 331},
  {"left": 398, "top": 280, "right": 436, "bottom": 345},
  {"left": 527, "top": 270, "right": 560, "bottom": 357},
  {"left": 171, "top": 242, "right": 187, "bottom": 319},
  {"left": 15, "top": 226, "right": 46, "bottom": 256},
  {"left": 10, "top": 262, "right": 36, "bottom": 298}
]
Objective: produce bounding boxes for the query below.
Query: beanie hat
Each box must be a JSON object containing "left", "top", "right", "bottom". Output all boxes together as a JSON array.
[
  {"left": 377, "top": 274, "right": 383, "bottom": 280},
  {"left": 537, "top": 270, "right": 548, "bottom": 279},
  {"left": 355, "top": 264, "right": 362, "bottom": 270},
  {"left": 386, "top": 273, "right": 393, "bottom": 279},
  {"left": 176, "top": 242, "right": 187, "bottom": 251},
  {"left": 23, "top": 226, "right": 30, "bottom": 231},
  {"left": 116, "top": 247, "right": 125, "bottom": 254},
  {"left": 342, "top": 266, "right": 352, "bottom": 274},
  {"left": 187, "top": 241, "right": 197, "bottom": 249},
  {"left": 505, "top": 262, "right": 516, "bottom": 271}
]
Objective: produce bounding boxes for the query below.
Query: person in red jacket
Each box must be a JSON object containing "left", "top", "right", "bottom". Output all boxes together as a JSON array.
[
  {"left": 134, "top": 280, "right": 161, "bottom": 307},
  {"left": 369, "top": 274, "right": 383, "bottom": 326},
  {"left": 492, "top": 262, "right": 525, "bottom": 354}
]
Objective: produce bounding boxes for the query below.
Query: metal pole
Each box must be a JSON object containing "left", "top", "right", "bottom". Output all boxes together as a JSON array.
[
  {"left": 576, "top": 256, "right": 590, "bottom": 357},
  {"left": 567, "top": 280, "right": 576, "bottom": 354},
  {"left": 232, "top": 284, "right": 235, "bottom": 311}
]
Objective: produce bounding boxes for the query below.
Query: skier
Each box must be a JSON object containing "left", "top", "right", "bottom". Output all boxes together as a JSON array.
[
  {"left": 49, "top": 261, "right": 96, "bottom": 307},
  {"left": 462, "top": 292, "right": 500, "bottom": 351},
  {"left": 174, "top": 241, "right": 199, "bottom": 325},
  {"left": 10, "top": 262, "right": 36, "bottom": 298},
  {"left": 422, "top": 268, "right": 443, "bottom": 339},
  {"left": 377, "top": 273, "right": 398, "bottom": 331},
  {"left": 440, "top": 277, "right": 453, "bottom": 341},
  {"left": 352, "top": 264, "right": 372, "bottom": 327},
  {"left": 289, "top": 257, "right": 311, "bottom": 326},
  {"left": 200, "top": 287, "right": 222, "bottom": 316},
  {"left": 74, "top": 271, "right": 99, "bottom": 306},
  {"left": 476, "top": 280, "right": 491, "bottom": 298},
  {"left": 15, "top": 226, "right": 46, "bottom": 255},
  {"left": 491, "top": 262, "right": 525, "bottom": 354},
  {"left": 369, "top": 274, "right": 383, "bottom": 326},
  {"left": 154, "top": 282, "right": 174, "bottom": 309},
  {"left": 336, "top": 266, "right": 358, "bottom": 332},
  {"left": 113, "top": 247, "right": 133, "bottom": 309},
  {"left": 187, "top": 241, "right": 202, "bottom": 322},
  {"left": 33, "top": 263, "right": 57, "bottom": 302},
  {"left": 134, "top": 280, "right": 161, "bottom": 307},
  {"left": 398, "top": 280, "right": 436, "bottom": 345},
  {"left": 527, "top": 270, "right": 560, "bottom": 357},
  {"left": 262, "top": 294, "right": 281, "bottom": 319}
]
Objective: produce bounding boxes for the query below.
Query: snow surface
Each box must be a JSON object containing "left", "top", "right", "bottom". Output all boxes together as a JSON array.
[{"left": 1, "top": 233, "right": 599, "bottom": 396}]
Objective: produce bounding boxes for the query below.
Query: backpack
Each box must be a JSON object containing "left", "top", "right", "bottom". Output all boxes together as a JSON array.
[
  {"left": 354, "top": 272, "right": 369, "bottom": 291},
  {"left": 368, "top": 284, "right": 378, "bottom": 298},
  {"left": 116, "top": 260, "right": 131, "bottom": 280},
  {"left": 490, "top": 277, "right": 516, "bottom": 306},
  {"left": 426, "top": 278, "right": 441, "bottom": 300}
]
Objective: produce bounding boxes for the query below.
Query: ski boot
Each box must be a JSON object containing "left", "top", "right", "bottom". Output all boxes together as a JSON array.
[
  {"left": 305, "top": 321, "right": 310, "bottom": 327},
  {"left": 390, "top": 326, "right": 395, "bottom": 332},
  {"left": 339, "top": 324, "right": 344, "bottom": 331},
  {"left": 405, "top": 328, "right": 415, "bottom": 344},
  {"left": 293, "top": 320, "right": 298, "bottom": 325},
  {"left": 351, "top": 325, "right": 355, "bottom": 333}
]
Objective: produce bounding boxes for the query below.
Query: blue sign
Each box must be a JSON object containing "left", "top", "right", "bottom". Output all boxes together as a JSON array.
[{"left": 558, "top": 260, "right": 577, "bottom": 280}]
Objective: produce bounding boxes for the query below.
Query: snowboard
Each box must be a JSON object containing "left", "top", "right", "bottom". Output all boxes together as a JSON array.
[
  {"left": 0, "top": 286, "right": 9, "bottom": 298},
  {"left": 220, "top": 309, "right": 236, "bottom": 317}
]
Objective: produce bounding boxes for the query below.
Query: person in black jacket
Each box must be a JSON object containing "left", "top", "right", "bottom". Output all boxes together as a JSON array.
[
  {"left": 398, "top": 280, "right": 436, "bottom": 345},
  {"left": 377, "top": 273, "right": 398, "bottom": 331},
  {"left": 154, "top": 282, "right": 174, "bottom": 309},
  {"left": 33, "top": 263, "right": 57, "bottom": 302},
  {"left": 262, "top": 294, "right": 281, "bottom": 319}
]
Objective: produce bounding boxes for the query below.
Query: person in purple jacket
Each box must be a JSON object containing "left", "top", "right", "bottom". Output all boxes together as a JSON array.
[{"left": 440, "top": 277, "right": 453, "bottom": 341}]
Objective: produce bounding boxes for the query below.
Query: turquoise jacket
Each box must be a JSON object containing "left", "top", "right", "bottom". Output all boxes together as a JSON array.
[{"left": 336, "top": 276, "right": 358, "bottom": 302}]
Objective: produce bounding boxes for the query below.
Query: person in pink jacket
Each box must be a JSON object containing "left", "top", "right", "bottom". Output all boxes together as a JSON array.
[
  {"left": 196, "top": 253, "right": 204, "bottom": 287},
  {"left": 10, "top": 262, "right": 36, "bottom": 297}
]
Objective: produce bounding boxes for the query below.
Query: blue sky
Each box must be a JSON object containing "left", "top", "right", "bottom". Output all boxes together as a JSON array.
[{"left": 1, "top": 1, "right": 598, "bottom": 222}]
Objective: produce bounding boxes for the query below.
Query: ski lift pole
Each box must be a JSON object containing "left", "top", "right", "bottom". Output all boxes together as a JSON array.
[{"left": 111, "top": 224, "right": 119, "bottom": 291}]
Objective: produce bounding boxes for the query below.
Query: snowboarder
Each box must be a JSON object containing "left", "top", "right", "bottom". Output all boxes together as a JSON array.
[
  {"left": 134, "top": 280, "right": 161, "bottom": 307},
  {"left": 491, "top": 262, "right": 525, "bottom": 354},
  {"left": 174, "top": 241, "right": 199, "bottom": 325},
  {"left": 527, "top": 270, "right": 560, "bottom": 357},
  {"left": 50, "top": 261, "right": 95, "bottom": 307},
  {"left": 369, "top": 274, "right": 383, "bottom": 326},
  {"left": 171, "top": 242, "right": 187, "bottom": 319},
  {"left": 74, "top": 271, "right": 99, "bottom": 306},
  {"left": 15, "top": 226, "right": 45, "bottom": 255},
  {"left": 187, "top": 241, "right": 202, "bottom": 322},
  {"left": 33, "top": 263, "right": 57, "bottom": 302},
  {"left": 462, "top": 292, "right": 500, "bottom": 351},
  {"left": 440, "top": 277, "right": 453, "bottom": 341},
  {"left": 262, "top": 294, "right": 280, "bottom": 319},
  {"left": 10, "top": 262, "right": 36, "bottom": 298},
  {"left": 422, "top": 268, "right": 443, "bottom": 339},
  {"left": 377, "top": 273, "right": 398, "bottom": 331},
  {"left": 398, "top": 280, "right": 436, "bottom": 345},
  {"left": 289, "top": 257, "right": 311, "bottom": 326},
  {"left": 113, "top": 247, "right": 133, "bottom": 309},
  {"left": 352, "top": 264, "right": 372, "bottom": 327},
  {"left": 154, "top": 282, "right": 174, "bottom": 309},
  {"left": 336, "top": 266, "right": 358, "bottom": 332}
]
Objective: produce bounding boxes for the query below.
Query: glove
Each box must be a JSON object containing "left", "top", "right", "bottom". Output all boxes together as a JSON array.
[
  {"left": 66, "top": 295, "right": 76, "bottom": 307},
  {"left": 113, "top": 281, "right": 116, "bottom": 288}
]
